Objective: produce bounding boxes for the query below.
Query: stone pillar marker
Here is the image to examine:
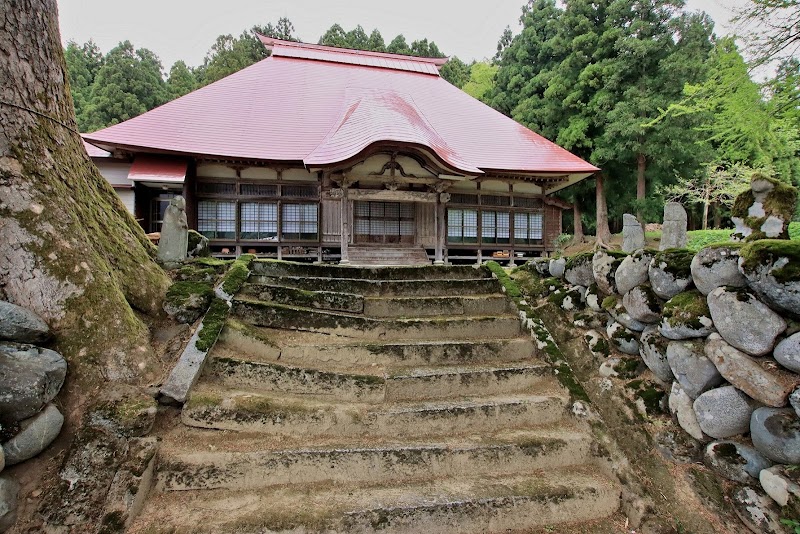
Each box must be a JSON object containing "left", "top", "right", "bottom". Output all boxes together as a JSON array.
[
  {"left": 158, "top": 196, "right": 189, "bottom": 264},
  {"left": 621, "top": 214, "right": 645, "bottom": 252},
  {"left": 660, "top": 202, "right": 687, "bottom": 250},
  {"left": 333, "top": 187, "right": 350, "bottom": 265}
]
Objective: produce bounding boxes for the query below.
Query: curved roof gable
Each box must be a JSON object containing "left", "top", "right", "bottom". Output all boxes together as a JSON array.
[{"left": 84, "top": 38, "right": 598, "bottom": 177}]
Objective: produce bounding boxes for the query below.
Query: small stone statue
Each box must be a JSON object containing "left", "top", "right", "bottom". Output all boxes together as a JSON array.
[
  {"left": 158, "top": 196, "right": 189, "bottom": 264},
  {"left": 621, "top": 214, "right": 645, "bottom": 252},
  {"left": 660, "top": 202, "right": 688, "bottom": 250}
]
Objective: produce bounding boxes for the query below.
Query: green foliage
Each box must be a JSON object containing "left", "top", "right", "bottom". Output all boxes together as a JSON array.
[
  {"left": 64, "top": 39, "right": 103, "bottom": 129},
  {"left": 462, "top": 62, "right": 498, "bottom": 102},
  {"left": 318, "top": 24, "right": 445, "bottom": 59},
  {"left": 79, "top": 40, "right": 168, "bottom": 131},
  {"left": 439, "top": 56, "right": 471, "bottom": 88},
  {"left": 167, "top": 60, "right": 197, "bottom": 99}
]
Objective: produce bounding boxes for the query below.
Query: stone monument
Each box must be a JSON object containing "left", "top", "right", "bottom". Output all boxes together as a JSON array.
[
  {"left": 660, "top": 202, "right": 687, "bottom": 250},
  {"left": 158, "top": 196, "right": 189, "bottom": 264},
  {"left": 622, "top": 214, "right": 645, "bottom": 252}
]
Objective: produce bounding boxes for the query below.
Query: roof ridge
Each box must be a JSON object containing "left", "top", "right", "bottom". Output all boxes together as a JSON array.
[{"left": 257, "top": 35, "right": 449, "bottom": 66}]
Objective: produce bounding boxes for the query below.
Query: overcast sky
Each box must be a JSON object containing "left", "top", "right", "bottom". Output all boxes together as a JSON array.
[{"left": 56, "top": 0, "right": 743, "bottom": 70}]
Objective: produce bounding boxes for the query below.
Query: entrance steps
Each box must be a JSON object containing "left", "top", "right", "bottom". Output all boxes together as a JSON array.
[
  {"left": 138, "top": 261, "right": 620, "bottom": 532},
  {"left": 347, "top": 245, "right": 430, "bottom": 266}
]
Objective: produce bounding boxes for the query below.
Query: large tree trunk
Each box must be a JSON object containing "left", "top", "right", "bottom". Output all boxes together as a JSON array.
[
  {"left": 595, "top": 173, "right": 611, "bottom": 244},
  {"left": 636, "top": 153, "right": 646, "bottom": 222},
  {"left": 0, "top": 0, "right": 170, "bottom": 384},
  {"left": 572, "top": 202, "right": 584, "bottom": 242}
]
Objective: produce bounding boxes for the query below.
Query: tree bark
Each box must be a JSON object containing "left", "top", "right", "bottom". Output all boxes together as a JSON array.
[
  {"left": 636, "top": 153, "right": 646, "bottom": 222},
  {"left": 572, "top": 202, "right": 584, "bottom": 242},
  {"left": 595, "top": 173, "right": 611, "bottom": 244},
  {"left": 0, "top": 0, "right": 170, "bottom": 384}
]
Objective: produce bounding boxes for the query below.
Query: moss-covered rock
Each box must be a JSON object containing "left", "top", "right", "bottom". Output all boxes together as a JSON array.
[
  {"left": 164, "top": 281, "right": 214, "bottom": 324},
  {"left": 187, "top": 229, "right": 210, "bottom": 257},
  {"left": 690, "top": 245, "right": 746, "bottom": 295},
  {"left": 739, "top": 239, "right": 800, "bottom": 316},
  {"left": 606, "top": 320, "right": 639, "bottom": 355},
  {"left": 592, "top": 250, "right": 628, "bottom": 295},
  {"left": 731, "top": 173, "right": 798, "bottom": 241},
  {"left": 648, "top": 249, "right": 694, "bottom": 299},
  {"left": 622, "top": 285, "right": 663, "bottom": 324},
  {"left": 547, "top": 285, "right": 585, "bottom": 311},
  {"left": 660, "top": 290, "right": 714, "bottom": 340},
  {"left": 564, "top": 252, "right": 595, "bottom": 287},
  {"left": 221, "top": 254, "right": 255, "bottom": 296}
]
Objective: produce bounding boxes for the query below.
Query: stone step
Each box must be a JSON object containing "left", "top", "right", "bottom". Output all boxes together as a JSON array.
[
  {"left": 182, "top": 384, "right": 569, "bottom": 437},
  {"left": 246, "top": 275, "right": 501, "bottom": 297},
  {"left": 252, "top": 260, "right": 489, "bottom": 280},
  {"left": 131, "top": 469, "right": 620, "bottom": 533},
  {"left": 363, "top": 295, "right": 511, "bottom": 318},
  {"left": 231, "top": 298, "right": 522, "bottom": 340},
  {"left": 155, "top": 429, "right": 594, "bottom": 492},
  {"left": 220, "top": 322, "right": 537, "bottom": 367},
  {"left": 203, "top": 354, "right": 554, "bottom": 402}
]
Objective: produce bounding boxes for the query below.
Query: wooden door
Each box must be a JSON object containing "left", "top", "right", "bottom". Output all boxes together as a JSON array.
[{"left": 353, "top": 201, "right": 415, "bottom": 244}]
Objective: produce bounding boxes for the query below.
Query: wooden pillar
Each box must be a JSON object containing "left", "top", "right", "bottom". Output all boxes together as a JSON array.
[
  {"left": 435, "top": 192, "right": 449, "bottom": 265},
  {"left": 338, "top": 187, "right": 351, "bottom": 265}
]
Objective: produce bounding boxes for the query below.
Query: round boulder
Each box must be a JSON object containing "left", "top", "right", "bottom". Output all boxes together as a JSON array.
[
  {"left": 694, "top": 386, "right": 754, "bottom": 438},
  {"left": 704, "top": 441, "right": 771, "bottom": 483},
  {"left": 0, "top": 301, "right": 50, "bottom": 344},
  {"left": 0, "top": 343, "right": 67, "bottom": 423},
  {"left": 592, "top": 250, "right": 628, "bottom": 295},
  {"left": 774, "top": 333, "right": 800, "bottom": 374},
  {"left": 760, "top": 465, "right": 800, "bottom": 507},
  {"left": 639, "top": 326, "right": 673, "bottom": 383},
  {"left": 606, "top": 299, "right": 646, "bottom": 332},
  {"left": 738, "top": 240, "right": 800, "bottom": 316},
  {"left": 707, "top": 286, "right": 786, "bottom": 356},
  {"left": 2, "top": 403, "right": 64, "bottom": 466},
  {"left": 0, "top": 475, "right": 19, "bottom": 532},
  {"left": 584, "top": 330, "right": 610, "bottom": 358},
  {"left": 648, "top": 249, "right": 694, "bottom": 299},
  {"left": 669, "top": 381, "right": 706, "bottom": 441},
  {"left": 659, "top": 290, "right": 714, "bottom": 340},
  {"left": 548, "top": 257, "right": 566, "bottom": 279},
  {"left": 691, "top": 245, "right": 746, "bottom": 295},
  {"left": 547, "top": 285, "right": 585, "bottom": 312},
  {"left": 606, "top": 320, "right": 639, "bottom": 355},
  {"left": 622, "top": 285, "right": 662, "bottom": 324},
  {"left": 615, "top": 250, "right": 655, "bottom": 295},
  {"left": 666, "top": 340, "right": 722, "bottom": 399},
  {"left": 751, "top": 407, "right": 800, "bottom": 464},
  {"left": 564, "top": 252, "right": 595, "bottom": 287},
  {"left": 704, "top": 333, "right": 799, "bottom": 408},
  {"left": 791, "top": 388, "right": 800, "bottom": 419}
]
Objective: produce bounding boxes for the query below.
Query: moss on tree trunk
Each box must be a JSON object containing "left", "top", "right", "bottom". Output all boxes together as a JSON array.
[{"left": 0, "top": 0, "right": 170, "bottom": 384}]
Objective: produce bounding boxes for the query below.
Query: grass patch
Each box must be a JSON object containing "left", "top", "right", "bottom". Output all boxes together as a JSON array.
[
  {"left": 196, "top": 297, "right": 230, "bottom": 352},
  {"left": 486, "top": 261, "right": 521, "bottom": 298},
  {"left": 221, "top": 254, "right": 255, "bottom": 295}
]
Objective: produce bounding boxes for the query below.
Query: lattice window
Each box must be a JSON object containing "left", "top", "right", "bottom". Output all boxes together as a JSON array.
[
  {"left": 240, "top": 202, "right": 278, "bottom": 240},
  {"left": 514, "top": 196, "right": 543, "bottom": 209},
  {"left": 198, "top": 200, "right": 236, "bottom": 239},
  {"left": 481, "top": 195, "right": 511, "bottom": 207},
  {"left": 481, "top": 210, "right": 510, "bottom": 244},
  {"left": 240, "top": 184, "right": 278, "bottom": 197},
  {"left": 197, "top": 182, "right": 236, "bottom": 195},
  {"left": 514, "top": 211, "right": 544, "bottom": 244},
  {"left": 447, "top": 208, "right": 478, "bottom": 244},
  {"left": 450, "top": 193, "right": 479, "bottom": 205},
  {"left": 282, "top": 185, "right": 318, "bottom": 198},
  {"left": 281, "top": 203, "right": 318, "bottom": 240}
]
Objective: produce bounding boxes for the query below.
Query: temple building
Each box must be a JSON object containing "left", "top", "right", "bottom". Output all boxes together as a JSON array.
[{"left": 83, "top": 37, "right": 597, "bottom": 264}]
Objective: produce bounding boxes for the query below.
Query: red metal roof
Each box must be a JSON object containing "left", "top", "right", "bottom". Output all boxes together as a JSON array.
[
  {"left": 84, "top": 39, "right": 598, "bottom": 177},
  {"left": 261, "top": 36, "right": 446, "bottom": 75},
  {"left": 128, "top": 156, "right": 187, "bottom": 183},
  {"left": 82, "top": 138, "right": 111, "bottom": 158}
]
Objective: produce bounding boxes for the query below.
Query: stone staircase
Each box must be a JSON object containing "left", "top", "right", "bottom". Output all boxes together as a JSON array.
[
  {"left": 347, "top": 245, "right": 430, "bottom": 266},
  {"left": 131, "top": 261, "right": 620, "bottom": 533}
]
